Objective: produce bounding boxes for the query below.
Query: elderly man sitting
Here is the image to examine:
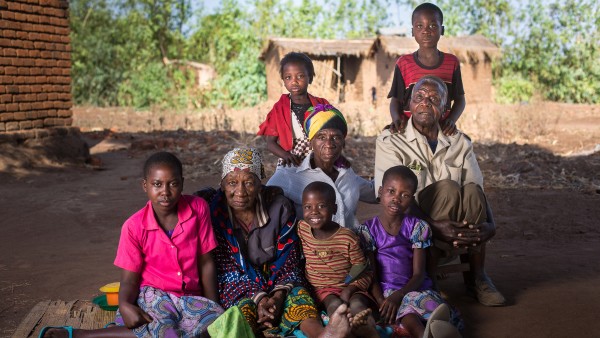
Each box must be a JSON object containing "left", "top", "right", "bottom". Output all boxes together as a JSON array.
[{"left": 374, "top": 75, "right": 506, "bottom": 307}]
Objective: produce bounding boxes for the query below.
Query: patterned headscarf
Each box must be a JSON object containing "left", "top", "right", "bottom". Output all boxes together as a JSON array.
[
  {"left": 221, "top": 147, "right": 265, "bottom": 180},
  {"left": 303, "top": 104, "right": 348, "bottom": 141}
]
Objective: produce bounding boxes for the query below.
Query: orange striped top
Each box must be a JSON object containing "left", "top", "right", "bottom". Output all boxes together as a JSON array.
[{"left": 298, "top": 220, "right": 371, "bottom": 291}]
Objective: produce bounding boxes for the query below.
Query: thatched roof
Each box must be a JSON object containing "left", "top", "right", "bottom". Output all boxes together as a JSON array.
[
  {"left": 378, "top": 34, "right": 501, "bottom": 63},
  {"left": 260, "top": 37, "right": 375, "bottom": 59},
  {"left": 260, "top": 35, "right": 500, "bottom": 63}
]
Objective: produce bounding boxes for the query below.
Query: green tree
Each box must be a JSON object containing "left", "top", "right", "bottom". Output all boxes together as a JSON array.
[
  {"left": 70, "top": 0, "right": 125, "bottom": 105},
  {"left": 188, "top": 0, "right": 392, "bottom": 107},
  {"left": 403, "top": 0, "right": 599, "bottom": 103},
  {"left": 71, "top": 0, "right": 196, "bottom": 108},
  {"left": 503, "top": 0, "right": 600, "bottom": 103}
]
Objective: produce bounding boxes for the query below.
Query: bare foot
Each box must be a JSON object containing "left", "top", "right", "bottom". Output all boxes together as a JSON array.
[
  {"left": 349, "top": 308, "right": 378, "bottom": 338},
  {"left": 320, "top": 303, "right": 351, "bottom": 338}
]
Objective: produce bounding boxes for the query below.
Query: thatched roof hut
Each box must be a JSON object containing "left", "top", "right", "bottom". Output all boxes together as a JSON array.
[
  {"left": 375, "top": 35, "right": 501, "bottom": 104},
  {"left": 377, "top": 34, "right": 500, "bottom": 63},
  {"left": 260, "top": 37, "right": 375, "bottom": 102},
  {"left": 260, "top": 35, "right": 500, "bottom": 105}
]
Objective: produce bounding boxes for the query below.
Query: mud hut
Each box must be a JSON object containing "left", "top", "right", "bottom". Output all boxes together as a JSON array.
[
  {"left": 259, "top": 37, "right": 375, "bottom": 103},
  {"left": 375, "top": 34, "right": 501, "bottom": 104},
  {"left": 260, "top": 35, "right": 500, "bottom": 107},
  {"left": 162, "top": 58, "right": 217, "bottom": 89}
]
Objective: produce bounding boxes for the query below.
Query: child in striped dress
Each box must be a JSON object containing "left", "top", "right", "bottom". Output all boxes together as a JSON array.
[{"left": 298, "top": 181, "right": 378, "bottom": 337}]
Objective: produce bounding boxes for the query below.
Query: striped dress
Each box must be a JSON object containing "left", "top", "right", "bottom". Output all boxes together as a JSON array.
[{"left": 297, "top": 220, "right": 371, "bottom": 300}]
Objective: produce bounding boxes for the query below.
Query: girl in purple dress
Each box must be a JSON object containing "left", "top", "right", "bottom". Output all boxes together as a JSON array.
[{"left": 358, "top": 166, "right": 462, "bottom": 338}]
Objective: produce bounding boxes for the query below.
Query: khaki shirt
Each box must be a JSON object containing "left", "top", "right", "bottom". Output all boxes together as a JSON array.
[{"left": 374, "top": 117, "right": 484, "bottom": 201}]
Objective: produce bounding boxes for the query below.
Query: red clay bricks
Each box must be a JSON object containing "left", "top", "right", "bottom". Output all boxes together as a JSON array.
[{"left": 0, "top": 0, "right": 71, "bottom": 133}]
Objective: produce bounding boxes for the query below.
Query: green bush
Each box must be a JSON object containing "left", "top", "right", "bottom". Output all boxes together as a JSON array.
[{"left": 495, "top": 73, "right": 535, "bottom": 104}]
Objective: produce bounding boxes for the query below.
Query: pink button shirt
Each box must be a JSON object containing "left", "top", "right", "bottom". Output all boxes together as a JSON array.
[{"left": 114, "top": 195, "right": 216, "bottom": 297}]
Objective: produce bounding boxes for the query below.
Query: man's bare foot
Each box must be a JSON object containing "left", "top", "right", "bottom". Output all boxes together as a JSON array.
[{"left": 320, "top": 303, "right": 351, "bottom": 338}]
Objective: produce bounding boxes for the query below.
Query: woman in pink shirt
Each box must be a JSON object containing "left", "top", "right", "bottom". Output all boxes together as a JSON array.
[{"left": 39, "top": 152, "right": 223, "bottom": 338}]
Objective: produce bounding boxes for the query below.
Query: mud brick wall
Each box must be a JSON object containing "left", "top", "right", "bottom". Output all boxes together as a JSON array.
[{"left": 0, "top": 0, "right": 72, "bottom": 134}]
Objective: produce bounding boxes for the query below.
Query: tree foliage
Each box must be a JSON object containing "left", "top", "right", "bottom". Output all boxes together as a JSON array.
[
  {"left": 70, "top": 0, "right": 194, "bottom": 107},
  {"left": 405, "top": 0, "right": 599, "bottom": 103},
  {"left": 70, "top": 0, "right": 393, "bottom": 108},
  {"left": 501, "top": 0, "right": 600, "bottom": 103},
  {"left": 70, "top": 0, "right": 600, "bottom": 108}
]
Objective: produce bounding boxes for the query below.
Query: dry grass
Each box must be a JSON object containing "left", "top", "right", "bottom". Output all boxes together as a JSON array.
[{"left": 69, "top": 101, "right": 600, "bottom": 193}]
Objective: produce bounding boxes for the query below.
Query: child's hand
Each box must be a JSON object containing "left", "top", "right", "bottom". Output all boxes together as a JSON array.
[
  {"left": 379, "top": 291, "right": 404, "bottom": 324},
  {"left": 389, "top": 115, "right": 409, "bottom": 134},
  {"left": 119, "top": 302, "right": 152, "bottom": 329},
  {"left": 280, "top": 152, "right": 302, "bottom": 167},
  {"left": 441, "top": 118, "right": 457, "bottom": 136},
  {"left": 379, "top": 290, "right": 404, "bottom": 324}
]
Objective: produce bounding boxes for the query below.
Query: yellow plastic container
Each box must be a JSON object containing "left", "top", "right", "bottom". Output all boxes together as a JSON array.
[{"left": 99, "top": 282, "right": 120, "bottom": 306}]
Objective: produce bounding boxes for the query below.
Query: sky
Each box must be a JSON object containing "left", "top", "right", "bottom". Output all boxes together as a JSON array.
[{"left": 198, "top": 0, "right": 414, "bottom": 30}]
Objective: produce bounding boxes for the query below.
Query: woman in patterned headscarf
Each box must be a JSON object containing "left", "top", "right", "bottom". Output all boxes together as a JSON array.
[
  {"left": 268, "top": 105, "right": 377, "bottom": 232},
  {"left": 207, "top": 147, "right": 351, "bottom": 338}
]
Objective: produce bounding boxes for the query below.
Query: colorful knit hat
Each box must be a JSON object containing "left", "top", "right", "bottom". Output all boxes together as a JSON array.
[
  {"left": 303, "top": 104, "right": 348, "bottom": 140},
  {"left": 221, "top": 147, "right": 265, "bottom": 180}
]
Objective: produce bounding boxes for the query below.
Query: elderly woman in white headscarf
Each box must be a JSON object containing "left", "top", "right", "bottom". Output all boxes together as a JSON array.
[{"left": 206, "top": 147, "right": 352, "bottom": 338}]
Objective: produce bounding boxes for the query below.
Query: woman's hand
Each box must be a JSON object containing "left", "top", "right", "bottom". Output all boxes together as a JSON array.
[
  {"left": 379, "top": 290, "right": 404, "bottom": 324},
  {"left": 119, "top": 269, "right": 150, "bottom": 329},
  {"left": 257, "top": 291, "right": 286, "bottom": 329},
  {"left": 119, "top": 302, "right": 152, "bottom": 329}
]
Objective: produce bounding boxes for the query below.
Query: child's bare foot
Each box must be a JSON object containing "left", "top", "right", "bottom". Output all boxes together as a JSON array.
[
  {"left": 349, "top": 308, "right": 378, "bottom": 338},
  {"left": 320, "top": 303, "right": 351, "bottom": 338}
]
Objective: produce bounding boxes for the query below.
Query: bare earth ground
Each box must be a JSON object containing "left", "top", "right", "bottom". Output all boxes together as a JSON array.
[{"left": 1, "top": 102, "right": 599, "bottom": 337}]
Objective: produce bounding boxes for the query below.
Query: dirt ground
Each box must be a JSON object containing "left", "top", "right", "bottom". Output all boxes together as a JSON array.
[{"left": 1, "top": 102, "right": 600, "bottom": 337}]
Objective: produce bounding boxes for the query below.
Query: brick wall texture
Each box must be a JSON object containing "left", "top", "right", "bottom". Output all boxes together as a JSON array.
[{"left": 0, "top": 0, "right": 72, "bottom": 133}]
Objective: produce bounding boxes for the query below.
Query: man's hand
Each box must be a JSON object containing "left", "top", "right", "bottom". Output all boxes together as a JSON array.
[{"left": 465, "top": 221, "right": 496, "bottom": 243}]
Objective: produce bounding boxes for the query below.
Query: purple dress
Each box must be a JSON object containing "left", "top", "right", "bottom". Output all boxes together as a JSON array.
[
  {"left": 359, "top": 215, "right": 464, "bottom": 326},
  {"left": 361, "top": 215, "right": 433, "bottom": 293}
]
